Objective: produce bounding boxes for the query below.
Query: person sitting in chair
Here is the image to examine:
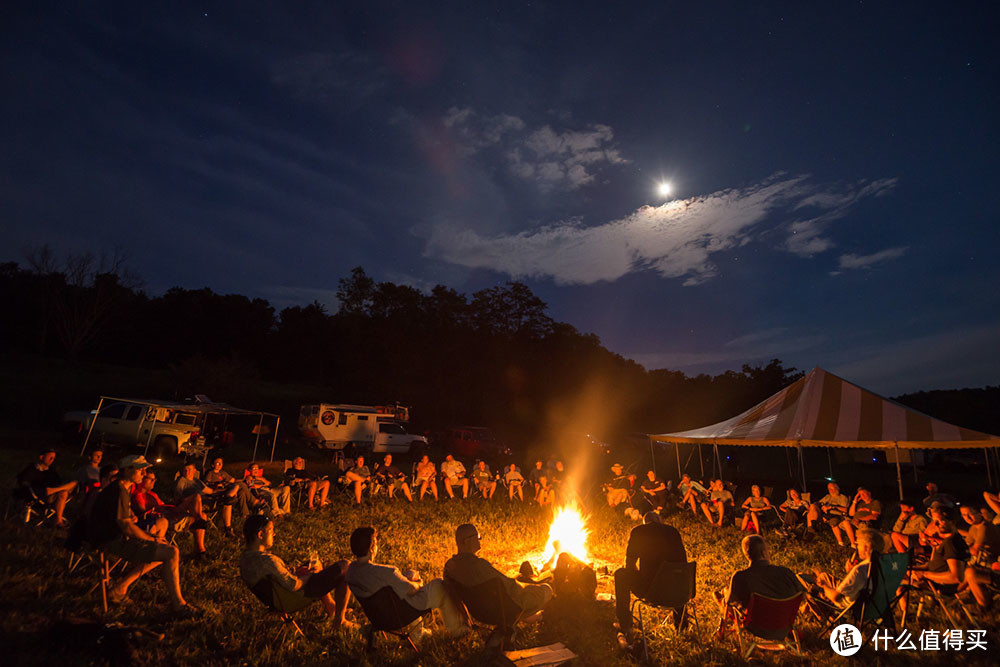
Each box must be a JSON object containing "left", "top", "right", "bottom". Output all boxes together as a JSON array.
[
  {"left": 243, "top": 462, "right": 292, "bottom": 517},
  {"left": 960, "top": 505, "right": 1000, "bottom": 564},
  {"left": 640, "top": 470, "right": 667, "bottom": 512},
  {"left": 344, "top": 456, "right": 371, "bottom": 505},
  {"left": 910, "top": 507, "right": 968, "bottom": 587},
  {"left": 614, "top": 511, "right": 688, "bottom": 644},
  {"left": 16, "top": 448, "right": 78, "bottom": 527},
  {"left": 890, "top": 499, "right": 928, "bottom": 553},
  {"left": 839, "top": 487, "right": 882, "bottom": 549},
  {"left": 89, "top": 455, "right": 199, "bottom": 617},
  {"left": 285, "top": 456, "right": 331, "bottom": 509},
  {"left": 346, "top": 526, "right": 465, "bottom": 641},
  {"left": 716, "top": 534, "right": 802, "bottom": 635},
  {"left": 778, "top": 489, "right": 809, "bottom": 534},
  {"left": 444, "top": 523, "right": 552, "bottom": 630},
  {"left": 701, "top": 479, "right": 734, "bottom": 528},
  {"left": 132, "top": 470, "right": 208, "bottom": 560},
  {"left": 441, "top": 455, "right": 469, "bottom": 500},
  {"left": 374, "top": 454, "right": 413, "bottom": 503},
  {"left": 677, "top": 474, "right": 706, "bottom": 516},
  {"left": 504, "top": 464, "right": 525, "bottom": 502},
  {"left": 529, "top": 460, "right": 545, "bottom": 501},
  {"left": 605, "top": 464, "right": 634, "bottom": 508},
  {"left": 239, "top": 514, "right": 354, "bottom": 630},
  {"left": 807, "top": 482, "right": 850, "bottom": 544},
  {"left": 204, "top": 456, "right": 256, "bottom": 534},
  {"left": 799, "top": 529, "right": 880, "bottom": 615},
  {"left": 75, "top": 448, "right": 104, "bottom": 493},
  {"left": 414, "top": 455, "right": 438, "bottom": 501},
  {"left": 472, "top": 460, "right": 497, "bottom": 500},
  {"left": 536, "top": 476, "right": 555, "bottom": 506},
  {"left": 741, "top": 485, "right": 771, "bottom": 534}
]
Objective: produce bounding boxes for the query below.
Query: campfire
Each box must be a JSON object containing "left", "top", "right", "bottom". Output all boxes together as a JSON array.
[{"left": 540, "top": 505, "right": 590, "bottom": 566}]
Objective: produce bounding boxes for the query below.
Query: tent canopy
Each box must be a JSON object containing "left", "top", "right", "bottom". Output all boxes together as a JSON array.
[{"left": 651, "top": 367, "right": 999, "bottom": 450}]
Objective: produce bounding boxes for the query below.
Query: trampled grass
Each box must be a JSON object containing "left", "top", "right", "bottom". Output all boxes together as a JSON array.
[{"left": 1, "top": 455, "right": 998, "bottom": 665}]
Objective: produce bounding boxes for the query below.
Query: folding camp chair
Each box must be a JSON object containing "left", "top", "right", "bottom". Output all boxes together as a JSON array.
[
  {"left": 356, "top": 585, "right": 430, "bottom": 653},
  {"left": 631, "top": 561, "right": 699, "bottom": 662},
  {"left": 445, "top": 576, "right": 523, "bottom": 650},
  {"left": 822, "top": 551, "right": 911, "bottom": 637},
  {"left": 913, "top": 581, "right": 976, "bottom": 627},
  {"left": 730, "top": 592, "right": 804, "bottom": 659},
  {"left": 5, "top": 486, "right": 56, "bottom": 526},
  {"left": 247, "top": 575, "right": 314, "bottom": 643}
]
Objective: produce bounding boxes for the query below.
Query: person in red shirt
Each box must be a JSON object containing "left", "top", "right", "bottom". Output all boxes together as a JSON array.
[{"left": 131, "top": 471, "right": 208, "bottom": 559}]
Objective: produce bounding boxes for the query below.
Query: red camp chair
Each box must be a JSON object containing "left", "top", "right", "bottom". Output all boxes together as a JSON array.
[{"left": 730, "top": 592, "right": 804, "bottom": 659}]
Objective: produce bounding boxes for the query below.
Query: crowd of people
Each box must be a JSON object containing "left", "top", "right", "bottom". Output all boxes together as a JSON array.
[{"left": 10, "top": 445, "right": 1000, "bottom": 653}]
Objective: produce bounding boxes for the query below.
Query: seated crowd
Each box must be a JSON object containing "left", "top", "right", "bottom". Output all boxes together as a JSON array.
[{"left": 12, "top": 445, "right": 1000, "bottom": 652}]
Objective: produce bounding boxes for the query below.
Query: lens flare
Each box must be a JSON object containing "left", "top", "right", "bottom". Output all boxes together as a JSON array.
[
  {"left": 540, "top": 505, "right": 589, "bottom": 564},
  {"left": 657, "top": 181, "right": 673, "bottom": 197}
]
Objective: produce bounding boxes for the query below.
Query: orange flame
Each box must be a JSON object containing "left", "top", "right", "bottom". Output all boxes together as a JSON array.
[{"left": 540, "top": 505, "right": 589, "bottom": 565}]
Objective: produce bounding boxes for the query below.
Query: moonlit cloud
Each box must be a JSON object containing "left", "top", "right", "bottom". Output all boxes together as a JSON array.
[
  {"left": 837, "top": 246, "right": 909, "bottom": 270},
  {"left": 442, "top": 107, "right": 627, "bottom": 190},
  {"left": 425, "top": 173, "right": 894, "bottom": 286},
  {"left": 784, "top": 177, "right": 898, "bottom": 257}
]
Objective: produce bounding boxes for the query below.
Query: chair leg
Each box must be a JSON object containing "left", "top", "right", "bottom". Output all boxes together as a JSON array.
[
  {"left": 365, "top": 626, "right": 375, "bottom": 653},
  {"left": 99, "top": 552, "right": 109, "bottom": 614},
  {"left": 638, "top": 602, "right": 649, "bottom": 662}
]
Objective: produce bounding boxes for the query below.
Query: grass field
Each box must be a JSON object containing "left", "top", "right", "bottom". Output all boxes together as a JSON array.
[{"left": 1, "top": 443, "right": 998, "bottom": 666}]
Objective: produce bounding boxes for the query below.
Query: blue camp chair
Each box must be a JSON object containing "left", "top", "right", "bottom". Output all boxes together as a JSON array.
[{"left": 822, "top": 551, "right": 911, "bottom": 636}]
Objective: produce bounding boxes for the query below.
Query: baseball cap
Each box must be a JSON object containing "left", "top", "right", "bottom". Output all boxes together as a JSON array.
[{"left": 119, "top": 454, "right": 153, "bottom": 470}]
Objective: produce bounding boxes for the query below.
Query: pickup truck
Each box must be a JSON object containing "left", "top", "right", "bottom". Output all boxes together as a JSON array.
[{"left": 64, "top": 399, "right": 205, "bottom": 460}]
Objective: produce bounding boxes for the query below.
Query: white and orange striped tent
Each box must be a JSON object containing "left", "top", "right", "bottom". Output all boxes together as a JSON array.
[{"left": 650, "top": 367, "right": 1000, "bottom": 497}]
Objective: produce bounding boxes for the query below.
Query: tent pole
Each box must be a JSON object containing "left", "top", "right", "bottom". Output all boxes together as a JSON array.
[
  {"left": 698, "top": 445, "right": 704, "bottom": 478},
  {"left": 826, "top": 447, "right": 833, "bottom": 478},
  {"left": 142, "top": 405, "right": 157, "bottom": 460},
  {"left": 713, "top": 442, "right": 719, "bottom": 480},
  {"left": 894, "top": 442, "right": 903, "bottom": 501},
  {"left": 797, "top": 442, "right": 807, "bottom": 492},
  {"left": 649, "top": 437, "right": 656, "bottom": 478},
  {"left": 251, "top": 414, "right": 264, "bottom": 462},
  {"left": 785, "top": 447, "right": 793, "bottom": 481},
  {"left": 986, "top": 447, "right": 993, "bottom": 489},
  {"left": 913, "top": 453, "right": 918, "bottom": 483},
  {"left": 676, "top": 443, "right": 682, "bottom": 480},
  {"left": 270, "top": 417, "right": 281, "bottom": 463},
  {"left": 80, "top": 396, "right": 105, "bottom": 456}
]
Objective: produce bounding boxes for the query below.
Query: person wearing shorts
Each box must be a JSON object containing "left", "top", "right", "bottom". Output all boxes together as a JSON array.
[
  {"left": 471, "top": 461, "right": 497, "bottom": 499},
  {"left": 374, "top": 454, "right": 413, "bottom": 502},
  {"left": 89, "top": 455, "right": 198, "bottom": 616},
  {"left": 239, "top": 514, "right": 354, "bottom": 629}
]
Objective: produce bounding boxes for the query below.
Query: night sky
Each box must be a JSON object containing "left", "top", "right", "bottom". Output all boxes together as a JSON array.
[{"left": 3, "top": 2, "right": 998, "bottom": 395}]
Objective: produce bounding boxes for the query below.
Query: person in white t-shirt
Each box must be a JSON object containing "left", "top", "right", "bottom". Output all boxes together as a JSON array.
[{"left": 441, "top": 455, "right": 469, "bottom": 499}]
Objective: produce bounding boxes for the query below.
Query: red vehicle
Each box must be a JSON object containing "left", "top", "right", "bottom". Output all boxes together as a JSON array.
[{"left": 446, "top": 426, "right": 505, "bottom": 459}]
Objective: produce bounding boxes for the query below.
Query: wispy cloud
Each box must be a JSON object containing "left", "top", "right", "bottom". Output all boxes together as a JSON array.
[
  {"left": 425, "top": 173, "right": 894, "bottom": 286},
  {"left": 442, "top": 106, "right": 627, "bottom": 191},
  {"left": 784, "top": 178, "right": 898, "bottom": 257},
  {"left": 836, "top": 246, "right": 909, "bottom": 271},
  {"left": 630, "top": 327, "right": 826, "bottom": 371}
]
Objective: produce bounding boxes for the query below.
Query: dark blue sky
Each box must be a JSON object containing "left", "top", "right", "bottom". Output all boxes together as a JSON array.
[{"left": 3, "top": 1, "right": 998, "bottom": 395}]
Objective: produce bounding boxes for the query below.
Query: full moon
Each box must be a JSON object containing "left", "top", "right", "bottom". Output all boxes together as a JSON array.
[{"left": 657, "top": 181, "right": 673, "bottom": 197}]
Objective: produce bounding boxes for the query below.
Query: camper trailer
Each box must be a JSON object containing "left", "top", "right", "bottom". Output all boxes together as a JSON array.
[{"left": 298, "top": 403, "right": 427, "bottom": 454}]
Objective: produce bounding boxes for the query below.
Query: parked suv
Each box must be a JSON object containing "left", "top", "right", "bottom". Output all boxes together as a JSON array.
[{"left": 64, "top": 400, "right": 202, "bottom": 460}]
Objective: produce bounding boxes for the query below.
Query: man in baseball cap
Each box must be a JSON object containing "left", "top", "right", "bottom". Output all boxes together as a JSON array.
[{"left": 89, "top": 454, "right": 199, "bottom": 617}]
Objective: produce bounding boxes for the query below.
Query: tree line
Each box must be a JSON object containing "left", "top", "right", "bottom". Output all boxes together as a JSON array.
[{"left": 2, "top": 249, "right": 995, "bottom": 446}]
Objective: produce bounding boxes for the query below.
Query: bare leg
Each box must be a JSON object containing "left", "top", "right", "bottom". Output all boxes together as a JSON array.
[
  {"left": 221, "top": 505, "right": 233, "bottom": 528},
  {"left": 445, "top": 480, "right": 455, "bottom": 499},
  {"left": 402, "top": 483, "right": 413, "bottom": 502},
  {"left": 461, "top": 479, "right": 469, "bottom": 498},
  {"left": 701, "top": 502, "right": 713, "bottom": 523},
  {"left": 318, "top": 480, "right": 329, "bottom": 506},
  {"left": 806, "top": 504, "right": 819, "bottom": 528},
  {"left": 307, "top": 481, "right": 318, "bottom": 508},
  {"left": 843, "top": 522, "right": 857, "bottom": 547},
  {"left": 193, "top": 528, "right": 206, "bottom": 553}
]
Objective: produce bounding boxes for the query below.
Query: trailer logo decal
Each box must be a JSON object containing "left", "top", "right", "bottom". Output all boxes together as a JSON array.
[{"left": 321, "top": 410, "right": 336, "bottom": 425}]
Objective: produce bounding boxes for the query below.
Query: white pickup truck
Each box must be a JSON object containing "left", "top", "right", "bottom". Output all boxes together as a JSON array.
[
  {"left": 298, "top": 403, "right": 428, "bottom": 454},
  {"left": 64, "top": 399, "right": 205, "bottom": 460}
]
